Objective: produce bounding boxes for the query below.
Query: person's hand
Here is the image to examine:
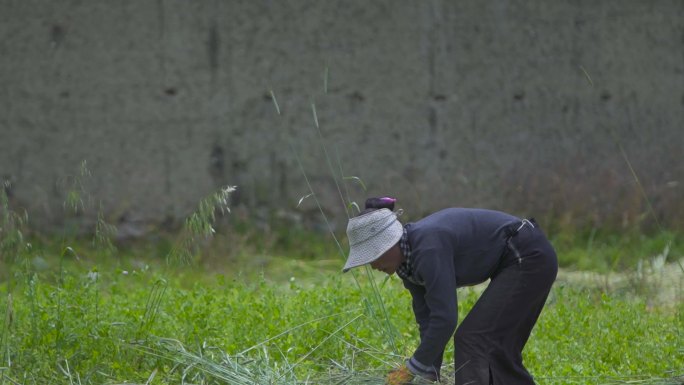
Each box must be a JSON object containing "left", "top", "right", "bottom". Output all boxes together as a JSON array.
[
  {"left": 385, "top": 364, "right": 413, "bottom": 385},
  {"left": 386, "top": 358, "right": 439, "bottom": 384},
  {"left": 405, "top": 357, "right": 439, "bottom": 383}
]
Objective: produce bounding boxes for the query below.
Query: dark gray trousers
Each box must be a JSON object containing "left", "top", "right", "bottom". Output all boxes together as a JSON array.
[{"left": 453, "top": 223, "right": 558, "bottom": 385}]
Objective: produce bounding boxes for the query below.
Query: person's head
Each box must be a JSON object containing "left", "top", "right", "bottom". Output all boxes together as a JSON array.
[{"left": 342, "top": 197, "right": 406, "bottom": 275}]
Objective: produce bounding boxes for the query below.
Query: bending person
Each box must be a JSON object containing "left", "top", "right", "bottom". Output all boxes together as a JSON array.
[{"left": 342, "top": 197, "right": 558, "bottom": 385}]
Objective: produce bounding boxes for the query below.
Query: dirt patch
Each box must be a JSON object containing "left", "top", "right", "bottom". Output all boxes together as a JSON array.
[{"left": 556, "top": 256, "right": 684, "bottom": 308}]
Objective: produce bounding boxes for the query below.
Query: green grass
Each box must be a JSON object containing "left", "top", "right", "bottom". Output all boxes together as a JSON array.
[
  {"left": 19, "top": 216, "right": 680, "bottom": 275},
  {"left": 549, "top": 227, "right": 683, "bottom": 272},
  {"left": 0, "top": 245, "right": 682, "bottom": 384},
  {"left": 2, "top": 180, "right": 683, "bottom": 383}
]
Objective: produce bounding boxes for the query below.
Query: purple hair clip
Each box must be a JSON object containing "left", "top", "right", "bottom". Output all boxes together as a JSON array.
[{"left": 380, "top": 197, "right": 397, "bottom": 203}]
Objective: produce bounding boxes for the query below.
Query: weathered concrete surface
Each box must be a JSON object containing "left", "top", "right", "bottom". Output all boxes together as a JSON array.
[{"left": 0, "top": 1, "right": 682, "bottom": 234}]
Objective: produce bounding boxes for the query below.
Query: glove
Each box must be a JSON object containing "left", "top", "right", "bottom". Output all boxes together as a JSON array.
[
  {"left": 405, "top": 357, "right": 439, "bottom": 382},
  {"left": 386, "top": 365, "right": 413, "bottom": 385}
]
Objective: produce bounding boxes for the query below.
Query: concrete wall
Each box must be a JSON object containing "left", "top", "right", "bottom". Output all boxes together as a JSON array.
[{"left": 1, "top": 0, "right": 682, "bottom": 234}]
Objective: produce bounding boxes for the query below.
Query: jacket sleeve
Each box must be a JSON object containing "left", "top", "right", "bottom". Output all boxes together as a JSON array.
[
  {"left": 409, "top": 231, "right": 458, "bottom": 368},
  {"left": 402, "top": 279, "right": 430, "bottom": 338},
  {"left": 402, "top": 279, "right": 445, "bottom": 376}
]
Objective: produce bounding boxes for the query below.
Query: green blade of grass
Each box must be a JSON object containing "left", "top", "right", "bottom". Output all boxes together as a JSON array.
[
  {"left": 238, "top": 309, "right": 362, "bottom": 355},
  {"left": 270, "top": 88, "right": 400, "bottom": 358},
  {"left": 275, "top": 313, "right": 363, "bottom": 382},
  {"left": 311, "top": 102, "right": 350, "bottom": 218}
]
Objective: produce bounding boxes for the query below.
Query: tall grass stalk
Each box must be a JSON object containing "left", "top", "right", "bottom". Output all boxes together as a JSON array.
[
  {"left": 168, "top": 186, "right": 236, "bottom": 265},
  {"left": 136, "top": 332, "right": 395, "bottom": 385},
  {"left": 1, "top": 182, "right": 29, "bottom": 295},
  {"left": 328, "top": 332, "right": 398, "bottom": 368},
  {"left": 54, "top": 246, "right": 75, "bottom": 362},
  {"left": 238, "top": 309, "right": 362, "bottom": 356},
  {"left": 62, "top": 160, "right": 91, "bottom": 215},
  {"left": 581, "top": 67, "right": 663, "bottom": 233},
  {"left": 310, "top": 101, "right": 400, "bottom": 353},
  {"left": 311, "top": 102, "right": 349, "bottom": 218},
  {"left": 133, "top": 338, "right": 301, "bottom": 385},
  {"left": 0, "top": 294, "right": 12, "bottom": 385},
  {"left": 0, "top": 183, "right": 27, "bottom": 261},
  {"left": 581, "top": 66, "right": 676, "bottom": 308},
  {"left": 270, "top": 90, "right": 400, "bottom": 357},
  {"left": 56, "top": 359, "right": 80, "bottom": 385},
  {"left": 89, "top": 267, "right": 100, "bottom": 325},
  {"left": 275, "top": 313, "right": 362, "bottom": 382},
  {"left": 335, "top": 147, "right": 358, "bottom": 212},
  {"left": 94, "top": 205, "right": 117, "bottom": 257},
  {"left": 137, "top": 279, "right": 168, "bottom": 341},
  {"left": 269, "top": 91, "right": 344, "bottom": 258},
  {"left": 363, "top": 268, "right": 398, "bottom": 353},
  {"left": 613, "top": 137, "right": 664, "bottom": 232},
  {"left": 22, "top": 255, "right": 39, "bottom": 353}
]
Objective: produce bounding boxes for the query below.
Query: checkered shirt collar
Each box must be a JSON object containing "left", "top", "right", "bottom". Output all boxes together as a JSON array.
[{"left": 396, "top": 225, "right": 416, "bottom": 283}]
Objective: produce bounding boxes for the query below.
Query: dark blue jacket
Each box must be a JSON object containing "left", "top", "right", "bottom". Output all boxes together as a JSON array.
[{"left": 401, "top": 208, "right": 520, "bottom": 368}]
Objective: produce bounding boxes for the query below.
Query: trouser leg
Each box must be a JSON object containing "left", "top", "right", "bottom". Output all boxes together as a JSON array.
[{"left": 453, "top": 229, "right": 557, "bottom": 385}]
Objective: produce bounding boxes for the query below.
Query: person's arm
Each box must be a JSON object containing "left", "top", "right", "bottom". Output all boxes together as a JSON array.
[
  {"left": 402, "top": 279, "right": 430, "bottom": 338},
  {"left": 400, "top": 279, "right": 443, "bottom": 381},
  {"left": 408, "top": 233, "right": 458, "bottom": 374}
]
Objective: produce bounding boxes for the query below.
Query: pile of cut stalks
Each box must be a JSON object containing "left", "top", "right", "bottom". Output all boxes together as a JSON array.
[{"left": 133, "top": 338, "right": 683, "bottom": 385}]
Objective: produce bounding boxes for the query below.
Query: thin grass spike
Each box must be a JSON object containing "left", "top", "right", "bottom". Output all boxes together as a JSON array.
[
  {"left": 275, "top": 314, "right": 363, "bottom": 382},
  {"left": 342, "top": 176, "right": 367, "bottom": 191},
  {"left": 364, "top": 266, "right": 398, "bottom": 353},
  {"left": 271, "top": 85, "right": 401, "bottom": 368},
  {"left": 311, "top": 102, "right": 349, "bottom": 217},
  {"left": 238, "top": 309, "right": 361, "bottom": 355},
  {"left": 270, "top": 90, "right": 281, "bottom": 115},
  {"left": 297, "top": 193, "right": 314, "bottom": 208},
  {"left": 138, "top": 279, "right": 168, "bottom": 339},
  {"left": 579, "top": 65, "right": 593, "bottom": 87},
  {"left": 335, "top": 146, "right": 355, "bottom": 214},
  {"left": 614, "top": 138, "right": 663, "bottom": 232}
]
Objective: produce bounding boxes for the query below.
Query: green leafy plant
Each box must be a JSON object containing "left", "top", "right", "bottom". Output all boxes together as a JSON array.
[{"left": 1, "top": 258, "right": 682, "bottom": 384}]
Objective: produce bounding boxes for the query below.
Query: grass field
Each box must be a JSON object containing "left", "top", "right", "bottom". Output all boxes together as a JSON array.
[{"left": 0, "top": 231, "right": 682, "bottom": 385}]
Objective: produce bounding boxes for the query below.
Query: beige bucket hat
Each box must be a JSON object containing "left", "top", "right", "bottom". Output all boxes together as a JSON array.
[{"left": 343, "top": 208, "right": 403, "bottom": 272}]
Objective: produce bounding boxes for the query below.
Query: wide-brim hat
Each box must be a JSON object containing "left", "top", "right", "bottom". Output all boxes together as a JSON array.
[{"left": 342, "top": 208, "right": 403, "bottom": 272}]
